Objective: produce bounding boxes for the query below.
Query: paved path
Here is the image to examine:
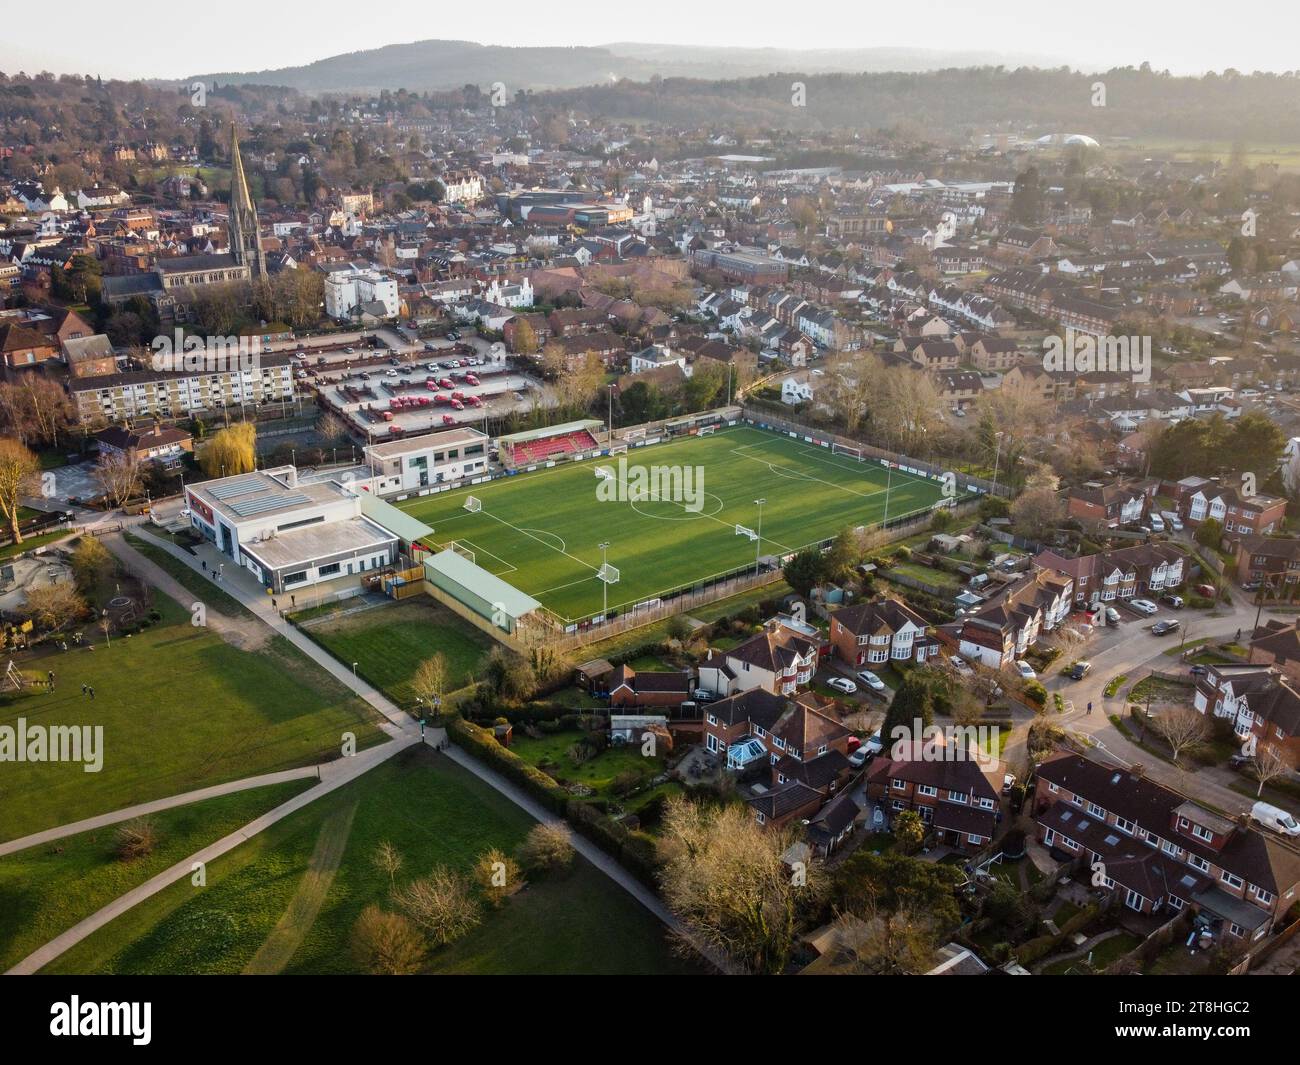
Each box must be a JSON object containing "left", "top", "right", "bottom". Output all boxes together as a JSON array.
[
  {"left": 6, "top": 736, "right": 417, "bottom": 975},
  {"left": 0, "top": 766, "right": 319, "bottom": 858}
]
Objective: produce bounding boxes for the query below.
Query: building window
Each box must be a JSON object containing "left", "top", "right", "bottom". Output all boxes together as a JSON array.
[
  {"left": 1221, "top": 870, "right": 1244, "bottom": 890},
  {"left": 318, "top": 563, "right": 341, "bottom": 577}
]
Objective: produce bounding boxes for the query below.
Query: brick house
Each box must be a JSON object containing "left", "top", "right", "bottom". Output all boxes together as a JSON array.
[
  {"left": 698, "top": 621, "right": 820, "bottom": 697},
  {"left": 94, "top": 422, "right": 193, "bottom": 468},
  {"left": 1234, "top": 536, "right": 1300, "bottom": 588},
  {"left": 1061, "top": 479, "right": 1157, "bottom": 529},
  {"left": 829, "top": 597, "right": 936, "bottom": 668},
  {"left": 864, "top": 751, "right": 1002, "bottom": 852},
  {"left": 1249, "top": 620, "right": 1300, "bottom": 687},
  {"left": 1180, "top": 480, "right": 1287, "bottom": 538},
  {"left": 945, "top": 569, "right": 1073, "bottom": 669},
  {"left": 1034, "top": 752, "right": 1300, "bottom": 941},
  {"left": 1034, "top": 543, "right": 1186, "bottom": 609},
  {"left": 607, "top": 664, "right": 693, "bottom": 709}
]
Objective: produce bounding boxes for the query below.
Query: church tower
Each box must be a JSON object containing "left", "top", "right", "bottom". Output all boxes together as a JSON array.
[{"left": 228, "top": 125, "right": 266, "bottom": 279}]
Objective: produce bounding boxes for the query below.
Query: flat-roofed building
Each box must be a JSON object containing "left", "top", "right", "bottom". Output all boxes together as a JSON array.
[{"left": 362, "top": 427, "right": 490, "bottom": 496}]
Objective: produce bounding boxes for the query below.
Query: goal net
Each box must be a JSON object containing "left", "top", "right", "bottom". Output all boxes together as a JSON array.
[
  {"left": 735, "top": 524, "right": 758, "bottom": 541},
  {"left": 594, "top": 465, "right": 615, "bottom": 482},
  {"left": 609, "top": 443, "right": 628, "bottom": 456},
  {"left": 697, "top": 425, "right": 716, "bottom": 436},
  {"left": 464, "top": 496, "right": 482, "bottom": 513},
  {"left": 449, "top": 541, "right": 476, "bottom": 563},
  {"left": 832, "top": 442, "right": 864, "bottom": 462},
  {"left": 598, "top": 563, "right": 620, "bottom": 584}
]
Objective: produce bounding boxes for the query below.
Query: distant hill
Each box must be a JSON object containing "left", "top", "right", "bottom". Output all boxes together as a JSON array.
[{"left": 187, "top": 38, "right": 1063, "bottom": 95}]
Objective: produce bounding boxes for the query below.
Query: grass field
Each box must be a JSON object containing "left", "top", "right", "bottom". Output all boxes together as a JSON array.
[
  {"left": 399, "top": 426, "right": 950, "bottom": 622},
  {"left": 0, "top": 591, "right": 386, "bottom": 843},
  {"left": 0, "top": 779, "right": 313, "bottom": 972},
  {"left": 46, "top": 746, "right": 699, "bottom": 975},
  {"left": 299, "top": 598, "right": 494, "bottom": 707}
]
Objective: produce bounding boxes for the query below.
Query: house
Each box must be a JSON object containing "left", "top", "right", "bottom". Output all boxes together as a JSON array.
[
  {"left": 1033, "top": 543, "right": 1185, "bottom": 608},
  {"left": 608, "top": 664, "right": 693, "bottom": 709},
  {"left": 0, "top": 321, "right": 60, "bottom": 374},
  {"left": 1193, "top": 662, "right": 1300, "bottom": 763},
  {"left": 698, "top": 620, "right": 820, "bottom": 697},
  {"left": 1249, "top": 620, "right": 1300, "bottom": 687},
  {"left": 865, "top": 748, "right": 1002, "bottom": 852},
  {"left": 1062, "top": 479, "right": 1156, "bottom": 529},
  {"left": 945, "top": 569, "right": 1073, "bottom": 668},
  {"left": 94, "top": 422, "right": 192, "bottom": 468},
  {"left": 1034, "top": 751, "right": 1300, "bottom": 940},
  {"left": 1234, "top": 536, "right": 1300, "bottom": 589},
  {"left": 829, "top": 597, "right": 936, "bottom": 667},
  {"left": 1183, "top": 481, "right": 1286, "bottom": 538}
]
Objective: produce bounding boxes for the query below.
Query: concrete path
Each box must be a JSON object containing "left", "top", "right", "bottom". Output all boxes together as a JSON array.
[
  {"left": 0, "top": 766, "right": 319, "bottom": 858},
  {"left": 6, "top": 736, "right": 416, "bottom": 975}
]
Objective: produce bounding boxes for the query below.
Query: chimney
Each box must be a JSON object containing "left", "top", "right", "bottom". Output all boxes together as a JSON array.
[{"left": 1130, "top": 763, "right": 1145, "bottom": 779}]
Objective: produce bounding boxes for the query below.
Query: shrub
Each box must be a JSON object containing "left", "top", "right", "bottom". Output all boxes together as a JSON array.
[
  {"left": 350, "top": 906, "right": 427, "bottom": 975},
  {"left": 517, "top": 822, "right": 576, "bottom": 875},
  {"left": 115, "top": 816, "right": 159, "bottom": 861}
]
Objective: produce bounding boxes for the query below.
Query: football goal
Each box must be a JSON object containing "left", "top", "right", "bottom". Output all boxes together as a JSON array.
[
  {"left": 598, "top": 563, "right": 620, "bottom": 584},
  {"left": 831, "top": 442, "right": 864, "bottom": 462},
  {"left": 735, "top": 524, "right": 758, "bottom": 541},
  {"left": 697, "top": 424, "right": 717, "bottom": 436},
  {"left": 449, "top": 541, "right": 476, "bottom": 563},
  {"left": 464, "top": 496, "right": 482, "bottom": 513}
]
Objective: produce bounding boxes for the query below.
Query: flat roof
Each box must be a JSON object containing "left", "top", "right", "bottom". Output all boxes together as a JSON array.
[
  {"left": 496, "top": 419, "right": 603, "bottom": 446},
  {"left": 365, "top": 426, "right": 487, "bottom": 459},
  {"left": 423, "top": 549, "right": 540, "bottom": 619},
  {"left": 189, "top": 468, "right": 349, "bottom": 524},
  {"left": 240, "top": 516, "right": 395, "bottom": 571},
  {"left": 358, "top": 493, "right": 433, "bottom": 544}
]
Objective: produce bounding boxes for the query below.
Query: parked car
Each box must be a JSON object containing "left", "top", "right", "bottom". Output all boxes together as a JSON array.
[
  {"left": 948, "top": 656, "right": 974, "bottom": 677},
  {"left": 1228, "top": 752, "right": 1254, "bottom": 768},
  {"left": 827, "top": 676, "right": 858, "bottom": 695},
  {"left": 1161, "top": 511, "right": 1184, "bottom": 532},
  {"left": 1001, "top": 773, "right": 1017, "bottom": 796},
  {"left": 1149, "top": 514, "right": 1166, "bottom": 533},
  {"left": 1194, "top": 583, "right": 1217, "bottom": 598},
  {"left": 692, "top": 688, "right": 716, "bottom": 703},
  {"left": 1105, "top": 607, "right": 1121, "bottom": 625},
  {"left": 1129, "top": 598, "right": 1158, "bottom": 616},
  {"left": 1152, "top": 619, "right": 1181, "bottom": 636},
  {"left": 1014, "top": 660, "right": 1037, "bottom": 680},
  {"left": 1251, "top": 801, "right": 1300, "bottom": 837},
  {"left": 1189, "top": 664, "right": 1209, "bottom": 676},
  {"left": 848, "top": 746, "right": 871, "bottom": 768},
  {"left": 1067, "top": 661, "right": 1092, "bottom": 681},
  {"left": 1161, "top": 594, "right": 1184, "bottom": 609},
  {"left": 856, "top": 670, "right": 886, "bottom": 692}
]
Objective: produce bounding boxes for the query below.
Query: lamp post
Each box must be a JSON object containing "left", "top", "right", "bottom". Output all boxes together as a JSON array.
[
  {"left": 607, "top": 383, "right": 615, "bottom": 446},
  {"left": 599, "top": 541, "right": 610, "bottom": 617},
  {"left": 754, "top": 499, "right": 765, "bottom": 575},
  {"left": 991, "top": 431, "right": 1006, "bottom": 496}
]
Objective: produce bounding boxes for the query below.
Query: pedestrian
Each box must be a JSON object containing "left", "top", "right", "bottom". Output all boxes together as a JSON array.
[
  {"left": 81, "top": 684, "right": 87, "bottom": 695},
  {"left": 1236, "top": 628, "right": 1242, "bottom": 641},
  {"left": 1087, "top": 701, "right": 1093, "bottom": 715},
  {"left": 88, "top": 686, "right": 95, "bottom": 700},
  {"left": 201, "top": 560, "right": 207, "bottom": 573},
  {"left": 272, "top": 598, "right": 277, "bottom": 611},
  {"left": 47, "top": 669, "right": 55, "bottom": 690}
]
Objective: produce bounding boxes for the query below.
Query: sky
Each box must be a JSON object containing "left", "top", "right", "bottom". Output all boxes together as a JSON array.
[{"left": 2, "top": 0, "right": 1297, "bottom": 80}]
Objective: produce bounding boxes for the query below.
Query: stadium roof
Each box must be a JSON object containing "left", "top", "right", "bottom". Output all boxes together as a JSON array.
[
  {"left": 496, "top": 419, "right": 604, "bottom": 446},
  {"left": 423, "top": 549, "right": 541, "bottom": 620},
  {"left": 357, "top": 494, "right": 434, "bottom": 545}
]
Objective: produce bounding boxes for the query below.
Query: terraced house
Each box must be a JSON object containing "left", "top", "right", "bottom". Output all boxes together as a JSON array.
[
  {"left": 945, "top": 568, "right": 1073, "bottom": 669},
  {"left": 1035, "top": 753, "right": 1300, "bottom": 942}
]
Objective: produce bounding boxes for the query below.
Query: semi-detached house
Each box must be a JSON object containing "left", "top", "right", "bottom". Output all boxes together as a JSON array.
[
  {"left": 1033, "top": 543, "right": 1185, "bottom": 609},
  {"left": 1035, "top": 752, "right": 1300, "bottom": 941}
]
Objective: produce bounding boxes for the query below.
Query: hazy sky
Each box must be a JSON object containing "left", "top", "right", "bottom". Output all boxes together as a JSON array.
[{"left": 2, "top": 0, "right": 1296, "bottom": 80}]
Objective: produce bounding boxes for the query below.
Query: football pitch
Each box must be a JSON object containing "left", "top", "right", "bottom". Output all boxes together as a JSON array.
[{"left": 396, "top": 425, "right": 953, "bottom": 623}]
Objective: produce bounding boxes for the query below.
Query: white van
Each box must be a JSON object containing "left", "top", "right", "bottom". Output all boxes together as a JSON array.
[
  {"left": 1149, "top": 513, "right": 1165, "bottom": 533},
  {"left": 1250, "top": 801, "right": 1300, "bottom": 837},
  {"left": 1161, "top": 510, "right": 1183, "bottom": 532}
]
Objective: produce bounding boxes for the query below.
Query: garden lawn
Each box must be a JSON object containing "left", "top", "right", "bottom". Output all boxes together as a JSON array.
[
  {"left": 0, "top": 592, "right": 385, "bottom": 843},
  {"left": 507, "top": 729, "right": 666, "bottom": 797},
  {"left": 0, "top": 779, "right": 312, "bottom": 971},
  {"left": 47, "top": 746, "right": 699, "bottom": 975},
  {"left": 301, "top": 597, "right": 493, "bottom": 706},
  {"left": 124, "top": 531, "right": 251, "bottom": 618}
]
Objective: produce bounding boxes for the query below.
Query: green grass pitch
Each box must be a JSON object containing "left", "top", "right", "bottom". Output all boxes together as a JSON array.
[{"left": 396, "top": 425, "right": 953, "bottom": 623}]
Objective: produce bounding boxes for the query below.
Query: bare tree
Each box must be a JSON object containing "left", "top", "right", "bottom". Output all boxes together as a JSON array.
[
  {"left": 115, "top": 816, "right": 159, "bottom": 861},
  {"left": 95, "top": 449, "right": 143, "bottom": 508},
  {"left": 22, "top": 584, "right": 87, "bottom": 633},
  {"left": 1251, "top": 742, "right": 1297, "bottom": 797},
  {"left": 0, "top": 437, "right": 40, "bottom": 543},
  {"left": 473, "top": 847, "right": 523, "bottom": 907},
  {"left": 392, "top": 866, "right": 482, "bottom": 947},
  {"left": 350, "top": 906, "right": 427, "bottom": 975},
  {"left": 410, "top": 652, "right": 447, "bottom": 714},
  {"left": 372, "top": 840, "right": 403, "bottom": 888},
  {"left": 842, "top": 903, "right": 942, "bottom": 974},
  {"left": 516, "top": 822, "right": 575, "bottom": 874},
  {"left": 1151, "top": 706, "right": 1211, "bottom": 766}
]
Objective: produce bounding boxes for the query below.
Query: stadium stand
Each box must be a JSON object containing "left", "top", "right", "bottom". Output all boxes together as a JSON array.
[{"left": 498, "top": 419, "right": 604, "bottom": 466}]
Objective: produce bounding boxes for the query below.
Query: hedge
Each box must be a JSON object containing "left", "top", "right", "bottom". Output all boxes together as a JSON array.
[{"left": 447, "top": 717, "right": 569, "bottom": 815}]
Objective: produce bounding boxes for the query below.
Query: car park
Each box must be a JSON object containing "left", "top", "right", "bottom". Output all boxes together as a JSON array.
[
  {"left": 827, "top": 676, "right": 858, "bottom": 695},
  {"left": 1129, "top": 599, "right": 1158, "bottom": 615},
  {"left": 1152, "top": 619, "right": 1181, "bottom": 636}
]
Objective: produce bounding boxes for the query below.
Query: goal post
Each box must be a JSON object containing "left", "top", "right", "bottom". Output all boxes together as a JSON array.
[
  {"left": 735, "top": 524, "right": 758, "bottom": 541},
  {"left": 597, "top": 563, "right": 620, "bottom": 584},
  {"left": 831, "top": 442, "right": 863, "bottom": 462},
  {"left": 464, "top": 496, "right": 482, "bottom": 513},
  {"left": 697, "top": 424, "right": 716, "bottom": 436},
  {"left": 450, "top": 541, "right": 476, "bottom": 563}
]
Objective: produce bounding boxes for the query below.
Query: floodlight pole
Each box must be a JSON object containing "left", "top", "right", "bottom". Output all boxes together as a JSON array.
[
  {"left": 991, "top": 430, "right": 1005, "bottom": 497},
  {"left": 600, "top": 541, "right": 610, "bottom": 617},
  {"left": 754, "top": 499, "right": 765, "bottom": 575},
  {"left": 883, "top": 466, "right": 892, "bottom": 526}
]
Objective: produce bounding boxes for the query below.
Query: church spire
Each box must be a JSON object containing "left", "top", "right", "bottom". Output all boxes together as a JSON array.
[{"left": 228, "top": 124, "right": 266, "bottom": 279}]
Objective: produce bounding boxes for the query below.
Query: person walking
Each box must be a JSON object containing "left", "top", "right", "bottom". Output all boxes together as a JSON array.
[
  {"left": 88, "top": 686, "right": 95, "bottom": 700},
  {"left": 81, "top": 684, "right": 87, "bottom": 695},
  {"left": 47, "top": 669, "right": 54, "bottom": 691}
]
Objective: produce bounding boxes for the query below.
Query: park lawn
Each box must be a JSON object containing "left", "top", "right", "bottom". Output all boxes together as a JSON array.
[
  {"left": 508, "top": 729, "right": 666, "bottom": 795},
  {"left": 48, "top": 746, "right": 698, "bottom": 975},
  {"left": 0, "top": 779, "right": 312, "bottom": 972},
  {"left": 0, "top": 592, "right": 386, "bottom": 844},
  {"left": 123, "top": 531, "right": 251, "bottom": 618},
  {"left": 398, "top": 426, "right": 948, "bottom": 623},
  {"left": 0, "top": 528, "right": 72, "bottom": 560},
  {"left": 301, "top": 597, "right": 493, "bottom": 707}
]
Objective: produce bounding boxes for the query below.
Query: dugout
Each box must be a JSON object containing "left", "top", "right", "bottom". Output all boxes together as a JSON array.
[{"left": 423, "top": 548, "right": 541, "bottom": 635}]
